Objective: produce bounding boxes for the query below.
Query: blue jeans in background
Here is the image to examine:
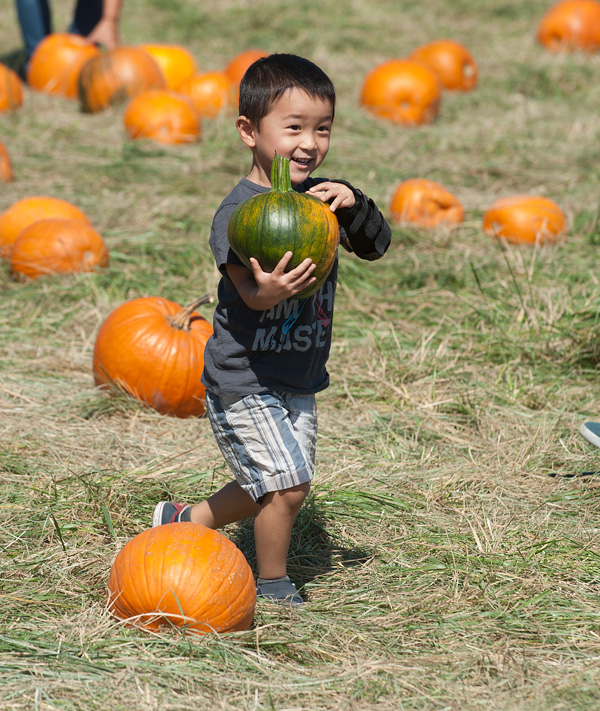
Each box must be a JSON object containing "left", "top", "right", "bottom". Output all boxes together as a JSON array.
[{"left": 16, "top": 0, "right": 103, "bottom": 62}]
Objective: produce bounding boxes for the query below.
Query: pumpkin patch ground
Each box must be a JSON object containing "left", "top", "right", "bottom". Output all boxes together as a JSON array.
[{"left": 1, "top": 0, "right": 600, "bottom": 709}]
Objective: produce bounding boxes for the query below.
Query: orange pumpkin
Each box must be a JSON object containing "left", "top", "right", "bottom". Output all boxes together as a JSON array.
[
  {"left": 107, "top": 523, "right": 256, "bottom": 635},
  {"left": 537, "top": 0, "right": 600, "bottom": 51},
  {"left": 0, "top": 196, "right": 90, "bottom": 259},
  {"left": 0, "top": 141, "right": 13, "bottom": 182},
  {"left": 10, "top": 218, "right": 109, "bottom": 279},
  {"left": 409, "top": 40, "right": 477, "bottom": 91},
  {"left": 123, "top": 89, "right": 201, "bottom": 144},
  {"left": 360, "top": 59, "right": 441, "bottom": 126},
  {"left": 178, "top": 71, "right": 233, "bottom": 119},
  {"left": 78, "top": 46, "right": 166, "bottom": 113},
  {"left": 482, "top": 195, "right": 566, "bottom": 245},
  {"left": 390, "top": 179, "right": 464, "bottom": 227},
  {"left": 0, "top": 63, "right": 24, "bottom": 112},
  {"left": 224, "top": 49, "right": 268, "bottom": 101},
  {"left": 138, "top": 43, "right": 198, "bottom": 89},
  {"left": 93, "top": 295, "right": 214, "bottom": 418},
  {"left": 27, "top": 33, "right": 100, "bottom": 99}
]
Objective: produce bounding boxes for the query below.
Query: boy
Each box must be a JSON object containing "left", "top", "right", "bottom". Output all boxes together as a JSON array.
[{"left": 153, "top": 53, "right": 391, "bottom": 606}]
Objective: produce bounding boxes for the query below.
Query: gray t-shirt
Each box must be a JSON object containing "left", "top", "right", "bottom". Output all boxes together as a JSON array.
[
  {"left": 201, "top": 177, "right": 337, "bottom": 397},
  {"left": 201, "top": 175, "right": 391, "bottom": 398}
]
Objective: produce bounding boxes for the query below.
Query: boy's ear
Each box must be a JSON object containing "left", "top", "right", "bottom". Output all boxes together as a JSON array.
[{"left": 236, "top": 116, "right": 256, "bottom": 148}]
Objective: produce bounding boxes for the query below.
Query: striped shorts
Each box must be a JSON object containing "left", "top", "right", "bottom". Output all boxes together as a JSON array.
[{"left": 204, "top": 390, "right": 317, "bottom": 503}]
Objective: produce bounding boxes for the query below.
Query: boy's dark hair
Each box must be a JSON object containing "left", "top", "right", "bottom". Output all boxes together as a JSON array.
[{"left": 239, "top": 53, "right": 336, "bottom": 127}]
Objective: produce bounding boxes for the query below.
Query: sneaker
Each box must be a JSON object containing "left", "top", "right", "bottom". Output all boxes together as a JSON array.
[
  {"left": 256, "top": 576, "right": 304, "bottom": 607},
  {"left": 579, "top": 422, "right": 600, "bottom": 449},
  {"left": 152, "top": 501, "right": 191, "bottom": 527}
]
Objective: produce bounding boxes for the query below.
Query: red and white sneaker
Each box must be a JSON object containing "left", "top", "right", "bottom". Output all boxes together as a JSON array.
[{"left": 152, "top": 502, "right": 191, "bottom": 527}]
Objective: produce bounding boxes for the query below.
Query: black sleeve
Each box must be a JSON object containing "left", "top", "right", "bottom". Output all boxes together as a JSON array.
[{"left": 330, "top": 180, "right": 392, "bottom": 261}]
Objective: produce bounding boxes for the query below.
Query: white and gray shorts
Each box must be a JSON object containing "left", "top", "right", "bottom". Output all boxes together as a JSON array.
[{"left": 204, "top": 390, "right": 317, "bottom": 503}]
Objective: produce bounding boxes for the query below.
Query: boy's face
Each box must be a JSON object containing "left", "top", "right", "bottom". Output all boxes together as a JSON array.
[{"left": 239, "top": 88, "right": 334, "bottom": 187}]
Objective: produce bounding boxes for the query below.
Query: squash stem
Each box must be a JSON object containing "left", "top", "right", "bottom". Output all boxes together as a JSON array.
[
  {"left": 169, "top": 294, "right": 213, "bottom": 330},
  {"left": 271, "top": 153, "right": 292, "bottom": 192}
]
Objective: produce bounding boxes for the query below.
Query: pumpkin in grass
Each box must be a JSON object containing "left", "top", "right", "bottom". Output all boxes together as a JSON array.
[
  {"left": 537, "top": 0, "right": 600, "bottom": 51},
  {"left": 409, "top": 40, "right": 478, "bottom": 91},
  {"left": 138, "top": 43, "right": 198, "bottom": 89},
  {"left": 178, "top": 71, "right": 233, "bottom": 119},
  {"left": 27, "top": 33, "right": 100, "bottom": 99},
  {"left": 228, "top": 154, "right": 339, "bottom": 300},
  {"left": 10, "top": 218, "right": 109, "bottom": 279},
  {"left": 0, "top": 141, "right": 13, "bottom": 182},
  {"left": 482, "top": 195, "right": 566, "bottom": 245},
  {"left": 93, "top": 295, "right": 214, "bottom": 418},
  {"left": 0, "top": 196, "right": 90, "bottom": 259},
  {"left": 107, "top": 523, "right": 255, "bottom": 635},
  {"left": 0, "top": 63, "right": 23, "bottom": 112},
  {"left": 123, "top": 89, "right": 201, "bottom": 144},
  {"left": 390, "top": 179, "right": 464, "bottom": 228},
  {"left": 78, "top": 46, "right": 166, "bottom": 113},
  {"left": 224, "top": 49, "right": 268, "bottom": 100},
  {"left": 360, "top": 59, "right": 441, "bottom": 126}
]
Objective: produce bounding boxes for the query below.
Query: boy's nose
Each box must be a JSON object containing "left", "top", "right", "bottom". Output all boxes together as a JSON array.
[{"left": 299, "top": 134, "right": 317, "bottom": 150}]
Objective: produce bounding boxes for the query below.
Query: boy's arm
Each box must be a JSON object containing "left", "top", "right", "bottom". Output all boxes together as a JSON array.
[
  {"left": 226, "top": 252, "right": 316, "bottom": 311},
  {"left": 307, "top": 179, "right": 391, "bottom": 261}
]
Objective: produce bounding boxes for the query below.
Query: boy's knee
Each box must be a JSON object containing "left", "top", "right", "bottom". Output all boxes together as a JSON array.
[{"left": 263, "top": 482, "right": 309, "bottom": 511}]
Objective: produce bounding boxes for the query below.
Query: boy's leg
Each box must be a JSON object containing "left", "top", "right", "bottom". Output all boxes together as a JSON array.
[
  {"left": 153, "top": 480, "right": 258, "bottom": 528},
  {"left": 254, "top": 482, "right": 309, "bottom": 580},
  {"left": 189, "top": 481, "right": 259, "bottom": 528}
]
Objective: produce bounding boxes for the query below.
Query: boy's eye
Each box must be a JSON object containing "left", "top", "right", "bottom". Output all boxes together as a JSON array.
[
  {"left": 288, "top": 125, "right": 301, "bottom": 131},
  {"left": 318, "top": 126, "right": 331, "bottom": 133}
]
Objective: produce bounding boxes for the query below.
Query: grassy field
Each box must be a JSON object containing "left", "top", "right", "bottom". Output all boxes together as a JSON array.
[{"left": 2, "top": 0, "right": 600, "bottom": 709}]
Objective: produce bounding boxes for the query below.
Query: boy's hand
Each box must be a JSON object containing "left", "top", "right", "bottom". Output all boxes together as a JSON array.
[
  {"left": 306, "top": 182, "right": 355, "bottom": 212},
  {"left": 227, "top": 253, "right": 316, "bottom": 310},
  {"left": 250, "top": 252, "right": 316, "bottom": 301}
]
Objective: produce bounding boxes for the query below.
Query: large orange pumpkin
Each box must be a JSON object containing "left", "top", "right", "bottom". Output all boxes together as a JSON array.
[
  {"left": 10, "top": 218, "right": 109, "bottom": 279},
  {"left": 138, "top": 43, "right": 198, "bottom": 89},
  {"left": 27, "top": 33, "right": 100, "bottom": 99},
  {"left": 409, "top": 40, "right": 478, "bottom": 91},
  {"left": 0, "top": 63, "right": 24, "bottom": 112},
  {"left": 360, "top": 59, "right": 441, "bottom": 126},
  {"left": 0, "top": 196, "right": 90, "bottom": 259},
  {"left": 178, "top": 71, "right": 233, "bottom": 119},
  {"left": 224, "top": 49, "right": 268, "bottom": 102},
  {"left": 482, "top": 195, "right": 566, "bottom": 245},
  {"left": 537, "top": 0, "right": 600, "bottom": 51},
  {"left": 93, "top": 295, "right": 214, "bottom": 418},
  {"left": 0, "top": 141, "right": 13, "bottom": 182},
  {"left": 123, "top": 89, "right": 201, "bottom": 144},
  {"left": 78, "top": 46, "right": 166, "bottom": 113},
  {"left": 390, "top": 179, "right": 465, "bottom": 227},
  {"left": 107, "top": 523, "right": 256, "bottom": 635}
]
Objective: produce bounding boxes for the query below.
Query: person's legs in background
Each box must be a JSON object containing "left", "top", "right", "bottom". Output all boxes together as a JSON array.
[
  {"left": 69, "top": 0, "right": 102, "bottom": 37},
  {"left": 70, "top": 0, "right": 103, "bottom": 37},
  {"left": 15, "top": 0, "right": 51, "bottom": 65}
]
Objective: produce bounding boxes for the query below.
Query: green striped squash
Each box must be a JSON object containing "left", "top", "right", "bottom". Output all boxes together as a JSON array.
[{"left": 227, "top": 154, "right": 340, "bottom": 299}]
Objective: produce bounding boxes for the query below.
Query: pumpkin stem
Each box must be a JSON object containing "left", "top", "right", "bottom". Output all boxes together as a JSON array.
[
  {"left": 169, "top": 294, "right": 213, "bottom": 330},
  {"left": 270, "top": 153, "right": 293, "bottom": 193}
]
